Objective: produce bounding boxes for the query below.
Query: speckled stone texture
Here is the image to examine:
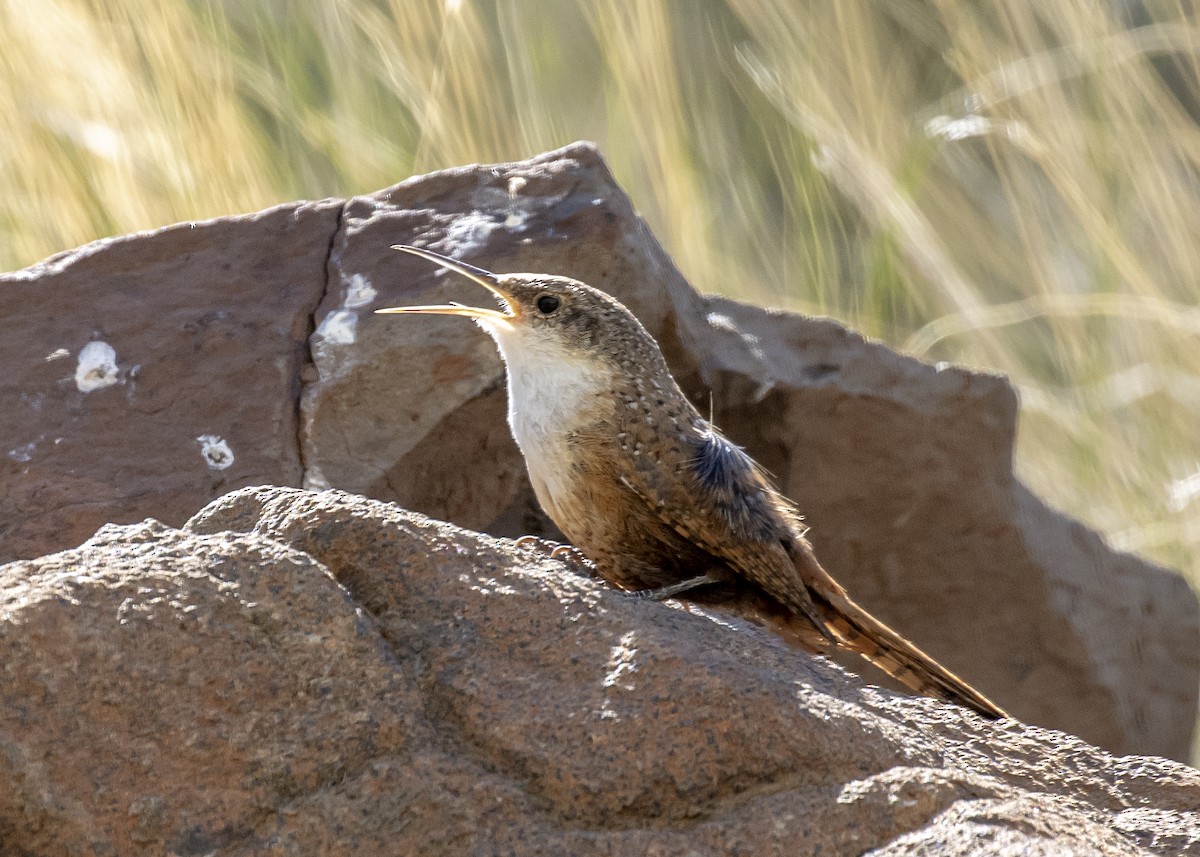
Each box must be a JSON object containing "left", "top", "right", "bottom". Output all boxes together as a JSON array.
[
  {"left": 0, "top": 487, "right": 1196, "bottom": 855},
  {"left": 0, "top": 202, "right": 339, "bottom": 561},
  {"left": 0, "top": 142, "right": 1196, "bottom": 762}
]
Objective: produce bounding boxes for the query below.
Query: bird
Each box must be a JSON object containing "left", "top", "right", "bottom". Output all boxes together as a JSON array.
[{"left": 377, "top": 244, "right": 1008, "bottom": 719}]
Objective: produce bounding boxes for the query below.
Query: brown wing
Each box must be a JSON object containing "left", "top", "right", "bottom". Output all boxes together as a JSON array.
[
  {"left": 620, "top": 423, "right": 1007, "bottom": 718},
  {"left": 617, "top": 422, "right": 834, "bottom": 637}
]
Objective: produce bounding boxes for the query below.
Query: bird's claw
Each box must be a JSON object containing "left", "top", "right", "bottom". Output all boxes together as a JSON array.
[{"left": 514, "top": 536, "right": 597, "bottom": 577}]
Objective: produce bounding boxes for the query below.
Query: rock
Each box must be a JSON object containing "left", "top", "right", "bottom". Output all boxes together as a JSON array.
[
  {"left": 0, "top": 486, "right": 1195, "bottom": 855},
  {"left": 0, "top": 202, "right": 339, "bottom": 561},
  {"left": 0, "top": 142, "right": 1196, "bottom": 760},
  {"left": 306, "top": 143, "right": 1199, "bottom": 759}
]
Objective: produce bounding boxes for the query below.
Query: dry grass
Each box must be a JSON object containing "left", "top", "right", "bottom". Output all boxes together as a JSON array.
[{"left": 4, "top": 1, "right": 1200, "bottom": 677}]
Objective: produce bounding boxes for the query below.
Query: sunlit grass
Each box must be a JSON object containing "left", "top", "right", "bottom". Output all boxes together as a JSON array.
[{"left": 4, "top": 0, "right": 1200, "bottom": 602}]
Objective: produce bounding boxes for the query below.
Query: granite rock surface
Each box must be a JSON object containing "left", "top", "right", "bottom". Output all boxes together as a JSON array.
[{"left": 0, "top": 487, "right": 1196, "bottom": 855}]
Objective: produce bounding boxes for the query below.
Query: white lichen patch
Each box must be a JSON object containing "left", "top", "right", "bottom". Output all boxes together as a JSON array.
[
  {"left": 302, "top": 463, "right": 331, "bottom": 490},
  {"left": 343, "top": 273, "right": 377, "bottom": 309},
  {"left": 444, "top": 183, "right": 545, "bottom": 255},
  {"left": 196, "top": 434, "right": 235, "bottom": 470},
  {"left": 445, "top": 210, "right": 505, "bottom": 255},
  {"left": 505, "top": 176, "right": 531, "bottom": 228},
  {"left": 8, "top": 437, "right": 40, "bottom": 462},
  {"left": 75, "top": 341, "right": 120, "bottom": 392},
  {"left": 309, "top": 274, "right": 375, "bottom": 351},
  {"left": 314, "top": 309, "right": 357, "bottom": 345},
  {"left": 705, "top": 312, "right": 738, "bottom": 333}
]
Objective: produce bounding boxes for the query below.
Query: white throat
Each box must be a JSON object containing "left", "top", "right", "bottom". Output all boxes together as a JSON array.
[{"left": 478, "top": 321, "right": 614, "bottom": 454}]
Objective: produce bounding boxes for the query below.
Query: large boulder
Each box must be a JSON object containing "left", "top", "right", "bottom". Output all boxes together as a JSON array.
[
  {"left": 0, "top": 142, "right": 1196, "bottom": 760},
  {"left": 0, "top": 202, "right": 339, "bottom": 559},
  {"left": 0, "top": 487, "right": 1195, "bottom": 855}
]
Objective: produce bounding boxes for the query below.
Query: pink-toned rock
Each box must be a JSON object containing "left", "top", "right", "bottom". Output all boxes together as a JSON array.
[
  {"left": 0, "top": 505, "right": 412, "bottom": 855},
  {"left": 0, "top": 143, "right": 1196, "bottom": 761},
  {"left": 0, "top": 203, "right": 339, "bottom": 561},
  {"left": 1, "top": 486, "right": 1195, "bottom": 856}
]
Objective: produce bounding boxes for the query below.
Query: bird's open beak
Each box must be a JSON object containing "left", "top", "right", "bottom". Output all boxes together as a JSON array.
[{"left": 375, "top": 245, "right": 516, "bottom": 325}]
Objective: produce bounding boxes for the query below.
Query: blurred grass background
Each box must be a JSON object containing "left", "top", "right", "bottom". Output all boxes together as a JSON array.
[{"left": 3, "top": 0, "right": 1200, "bottom": 597}]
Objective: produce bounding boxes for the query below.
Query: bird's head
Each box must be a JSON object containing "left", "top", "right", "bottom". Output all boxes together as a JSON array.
[{"left": 376, "top": 245, "right": 664, "bottom": 382}]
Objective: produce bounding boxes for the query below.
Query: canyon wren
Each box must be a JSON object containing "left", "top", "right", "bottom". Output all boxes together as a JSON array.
[{"left": 377, "top": 245, "right": 1007, "bottom": 719}]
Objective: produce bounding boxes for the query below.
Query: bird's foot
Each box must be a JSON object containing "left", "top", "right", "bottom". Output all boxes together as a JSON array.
[
  {"left": 513, "top": 536, "right": 597, "bottom": 577},
  {"left": 625, "top": 573, "right": 721, "bottom": 602}
]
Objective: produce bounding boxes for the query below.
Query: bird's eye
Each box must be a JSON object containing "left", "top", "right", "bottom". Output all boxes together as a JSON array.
[{"left": 535, "top": 294, "right": 561, "bottom": 315}]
